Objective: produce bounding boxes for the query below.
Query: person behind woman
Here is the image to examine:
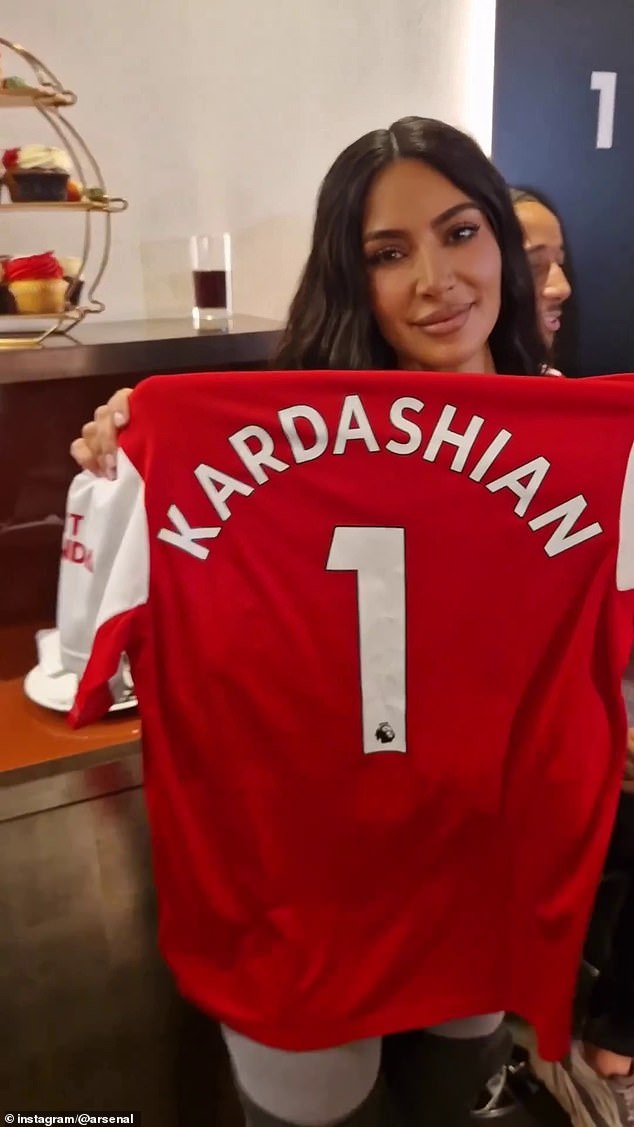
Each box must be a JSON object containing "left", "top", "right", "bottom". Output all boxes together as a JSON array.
[
  {"left": 66, "top": 117, "right": 550, "bottom": 1127},
  {"left": 510, "top": 188, "right": 571, "bottom": 372}
]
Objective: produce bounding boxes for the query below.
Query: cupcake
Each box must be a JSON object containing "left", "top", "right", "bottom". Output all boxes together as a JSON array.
[
  {"left": 2, "top": 145, "right": 72, "bottom": 202},
  {"left": 58, "top": 256, "right": 84, "bottom": 306},
  {"left": 5, "top": 252, "right": 67, "bottom": 314}
]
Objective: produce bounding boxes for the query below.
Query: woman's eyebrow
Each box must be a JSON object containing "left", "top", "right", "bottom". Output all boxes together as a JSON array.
[
  {"left": 430, "top": 201, "right": 481, "bottom": 229},
  {"left": 363, "top": 202, "right": 481, "bottom": 244},
  {"left": 363, "top": 227, "right": 406, "bottom": 244}
]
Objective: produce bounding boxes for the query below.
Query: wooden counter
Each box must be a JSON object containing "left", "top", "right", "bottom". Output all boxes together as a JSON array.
[
  {"left": 0, "top": 314, "right": 282, "bottom": 385},
  {"left": 0, "top": 623, "right": 141, "bottom": 796},
  {"left": 0, "top": 678, "right": 140, "bottom": 782}
]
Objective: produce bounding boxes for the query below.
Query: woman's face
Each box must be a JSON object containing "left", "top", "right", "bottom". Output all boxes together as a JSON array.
[
  {"left": 363, "top": 159, "right": 502, "bottom": 374},
  {"left": 514, "top": 200, "right": 571, "bottom": 350}
]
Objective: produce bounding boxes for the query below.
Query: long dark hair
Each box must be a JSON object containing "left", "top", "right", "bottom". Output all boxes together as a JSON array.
[{"left": 275, "top": 117, "right": 547, "bottom": 374}]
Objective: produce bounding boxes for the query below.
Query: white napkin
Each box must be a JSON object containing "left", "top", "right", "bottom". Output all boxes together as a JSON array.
[
  {"left": 33, "top": 628, "right": 78, "bottom": 708},
  {"left": 36, "top": 628, "right": 65, "bottom": 677}
]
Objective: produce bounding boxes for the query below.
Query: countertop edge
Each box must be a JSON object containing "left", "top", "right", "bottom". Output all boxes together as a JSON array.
[
  {"left": 0, "top": 322, "right": 283, "bottom": 384},
  {"left": 0, "top": 739, "right": 141, "bottom": 799}
]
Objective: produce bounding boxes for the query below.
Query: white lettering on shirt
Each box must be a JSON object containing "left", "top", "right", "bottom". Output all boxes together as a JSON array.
[
  {"left": 486, "top": 457, "right": 551, "bottom": 517},
  {"left": 528, "top": 496, "right": 603, "bottom": 557},
  {"left": 423, "top": 404, "right": 484, "bottom": 472},
  {"left": 333, "top": 395, "right": 380, "bottom": 455},
  {"left": 229, "top": 425, "right": 289, "bottom": 484},
  {"left": 469, "top": 429, "right": 513, "bottom": 482},
  {"left": 157, "top": 395, "right": 603, "bottom": 562},
  {"left": 386, "top": 398, "right": 424, "bottom": 455},
  {"left": 279, "top": 405, "right": 329, "bottom": 464},
  {"left": 157, "top": 504, "right": 221, "bottom": 561},
  {"left": 195, "top": 463, "right": 254, "bottom": 521}
]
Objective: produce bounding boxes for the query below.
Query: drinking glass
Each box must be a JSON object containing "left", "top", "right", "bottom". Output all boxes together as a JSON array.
[{"left": 190, "top": 233, "right": 231, "bottom": 329}]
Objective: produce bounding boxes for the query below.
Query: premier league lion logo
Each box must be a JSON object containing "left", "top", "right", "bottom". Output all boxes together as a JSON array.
[{"left": 375, "top": 722, "right": 396, "bottom": 744}]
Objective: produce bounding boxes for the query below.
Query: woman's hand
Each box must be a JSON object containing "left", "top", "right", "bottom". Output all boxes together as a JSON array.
[{"left": 69, "top": 387, "right": 133, "bottom": 478}]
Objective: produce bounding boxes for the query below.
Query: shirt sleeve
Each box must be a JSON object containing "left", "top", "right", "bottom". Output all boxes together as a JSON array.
[{"left": 57, "top": 448, "right": 149, "bottom": 727}]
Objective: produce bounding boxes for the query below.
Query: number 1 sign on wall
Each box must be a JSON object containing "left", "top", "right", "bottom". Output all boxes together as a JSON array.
[{"left": 591, "top": 71, "right": 617, "bottom": 149}]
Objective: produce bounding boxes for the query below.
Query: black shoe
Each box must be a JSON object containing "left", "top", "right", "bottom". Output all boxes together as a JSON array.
[
  {"left": 383, "top": 1023, "right": 514, "bottom": 1127},
  {"left": 473, "top": 1048, "right": 570, "bottom": 1127},
  {"left": 472, "top": 1067, "right": 518, "bottom": 1118}
]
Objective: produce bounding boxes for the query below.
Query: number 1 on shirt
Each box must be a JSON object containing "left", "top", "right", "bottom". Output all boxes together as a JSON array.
[{"left": 327, "top": 527, "right": 407, "bottom": 755}]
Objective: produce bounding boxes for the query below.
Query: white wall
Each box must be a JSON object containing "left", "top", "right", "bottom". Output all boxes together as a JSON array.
[{"left": 0, "top": 1, "right": 496, "bottom": 324}]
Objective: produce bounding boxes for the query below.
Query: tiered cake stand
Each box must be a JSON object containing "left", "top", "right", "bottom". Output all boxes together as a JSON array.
[{"left": 0, "top": 37, "right": 127, "bottom": 347}]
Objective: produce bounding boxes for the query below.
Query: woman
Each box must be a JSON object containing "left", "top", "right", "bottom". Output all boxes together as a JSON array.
[
  {"left": 67, "top": 118, "right": 549, "bottom": 1127},
  {"left": 510, "top": 188, "right": 571, "bottom": 366}
]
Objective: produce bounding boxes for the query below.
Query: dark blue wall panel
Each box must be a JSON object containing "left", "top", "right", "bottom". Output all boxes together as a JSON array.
[{"left": 493, "top": 0, "right": 633, "bottom": 375}]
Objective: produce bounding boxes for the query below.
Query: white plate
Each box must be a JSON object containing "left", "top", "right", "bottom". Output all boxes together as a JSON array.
[{"left": 24, "top": 664, "right": 137, "bottom": 715}]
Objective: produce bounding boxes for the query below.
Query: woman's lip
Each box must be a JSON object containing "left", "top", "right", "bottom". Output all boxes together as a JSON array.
[
  {"left": 543, "top": 312, "right": 561, "bottom": 332},
  {"left": 411, "top": 306, "right": 472, "bottom": 336}
]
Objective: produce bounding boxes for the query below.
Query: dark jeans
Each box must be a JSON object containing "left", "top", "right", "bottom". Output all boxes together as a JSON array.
[{"left": 584, "top": 794, "right": 634, "bottom": 1057}]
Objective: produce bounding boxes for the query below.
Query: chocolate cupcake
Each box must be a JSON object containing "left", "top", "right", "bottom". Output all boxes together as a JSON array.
[{"left": 3, "top": 145, "right": 72, "bottom": 202}]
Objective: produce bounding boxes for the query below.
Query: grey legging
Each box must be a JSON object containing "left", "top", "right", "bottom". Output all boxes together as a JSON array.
[{"left": 222, "top": 1012, "right": 504, "bottom": 1126}]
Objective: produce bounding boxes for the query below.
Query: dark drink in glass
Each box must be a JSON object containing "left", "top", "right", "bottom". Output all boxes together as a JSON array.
[
  {"left": 193, "top": 269, "right": 227, "bottom": 310},
  {"left": 190, "top": 234, "right": 231, "bottom": 329}
]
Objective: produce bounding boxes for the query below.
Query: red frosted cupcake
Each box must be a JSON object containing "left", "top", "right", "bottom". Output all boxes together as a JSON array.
[
  {"left": 3, "top": 145, "right": 72, "bottom": 202},
  {"left": 5, "top": 252, "right": 67, "bottom": 313}
]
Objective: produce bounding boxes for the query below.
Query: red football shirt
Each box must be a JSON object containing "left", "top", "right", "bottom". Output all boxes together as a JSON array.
[{"left": 58, "top": 370, "right": 634, "bottom": 1060}]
